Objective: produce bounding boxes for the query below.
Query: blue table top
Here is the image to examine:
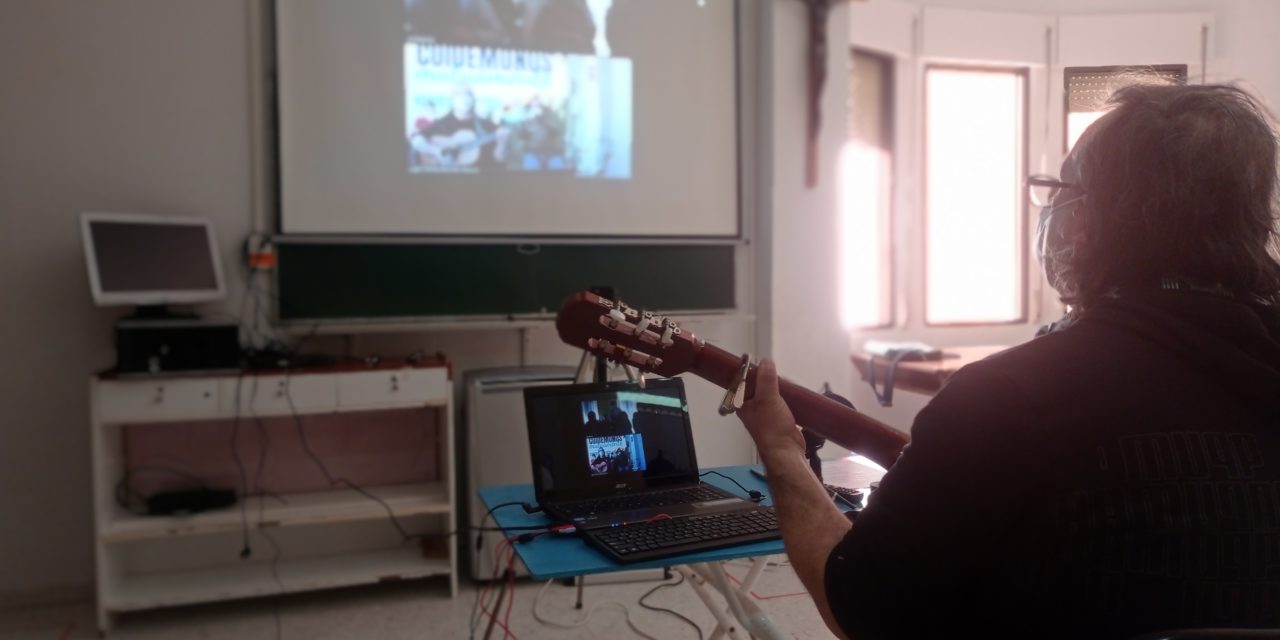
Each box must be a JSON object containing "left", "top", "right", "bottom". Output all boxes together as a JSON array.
[{"left": 477, "top": 464, "right": 850, "bottom": 580}]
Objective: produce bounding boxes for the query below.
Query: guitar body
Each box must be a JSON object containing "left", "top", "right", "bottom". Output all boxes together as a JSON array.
[
  {"left": 555, "top": 291, "right": 909, "bottom": 469},
  {"left": 426, "top": 128, "right": 495, "bottom": 167}
]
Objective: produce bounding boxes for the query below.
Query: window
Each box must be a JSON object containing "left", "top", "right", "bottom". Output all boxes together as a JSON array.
[
  {"left": 924, "top": 66, "right": 1027, "bottom": 325},
  {"left": 1064, "top": 65, "right": 1188, "bottom": 151},
  {"left": 840, "top": 49, "right": 894, "bottom": 329}
]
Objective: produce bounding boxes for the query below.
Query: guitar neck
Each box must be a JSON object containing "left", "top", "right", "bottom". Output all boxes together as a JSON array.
[{"left": 691, "top": 341, "right": 908, "bottom": 469}]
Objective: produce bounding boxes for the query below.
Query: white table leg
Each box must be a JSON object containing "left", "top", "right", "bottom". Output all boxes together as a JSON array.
[
  {"left": 740, "top": 556, "right": 770, "bottom": 592},
  {"left": 676, "top": 565, "right": 748, "bottom": 640},
  {"left": 690, "top": 561, "right": 786, "bottom": 640}
]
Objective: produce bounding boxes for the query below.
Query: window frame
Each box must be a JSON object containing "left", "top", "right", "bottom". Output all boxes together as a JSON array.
[
  {"left": 1062, "top": 64, "right": 1189, "bottom": 153},
  {"left": 921, "top": 62, "right": 1031, "bottom": 328},
  {"left": 843, "top": 46, "right": 898, "bottom": 331}
]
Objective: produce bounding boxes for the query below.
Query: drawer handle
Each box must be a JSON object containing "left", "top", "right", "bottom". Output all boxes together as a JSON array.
[
  {"left": 153, "top": 386, "right": 165, "bottom": 404},
  {"left": 390, "top": 376, "right": 400, "bottom": 393}
]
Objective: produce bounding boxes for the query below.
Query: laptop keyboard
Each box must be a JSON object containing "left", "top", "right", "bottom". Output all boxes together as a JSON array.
[
  {"left": 558, "top": 485, "right": 728, "bottom": 519},
  {"left": 588, "top": 508, "right": 780, "bottom": 563}
]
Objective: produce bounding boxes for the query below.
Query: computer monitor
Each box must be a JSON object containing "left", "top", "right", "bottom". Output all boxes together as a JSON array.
[{"left": 81, "top": 212, "right": 226, "bottom": 308}]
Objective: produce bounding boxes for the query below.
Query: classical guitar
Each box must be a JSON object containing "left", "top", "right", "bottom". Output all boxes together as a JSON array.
[
  {"left": 424, "top": 128, "right": 501, "bottom": 167},
  {"left": 556, "top": 291, "right": 909, "bottom": 469}
]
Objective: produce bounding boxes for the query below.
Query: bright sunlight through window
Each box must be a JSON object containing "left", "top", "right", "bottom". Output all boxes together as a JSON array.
[
  {"left": 839, "top": 142, "right": 891, "bottom": 329},
  {"left": 1067, "top": 111, "right": 1105, "bottom": 152},
  {"left": 924, "top": 67, "right": 1025, "bottom": 325},
  {"left": 840, "top": 49, "right": 893, "bottom": 330}
]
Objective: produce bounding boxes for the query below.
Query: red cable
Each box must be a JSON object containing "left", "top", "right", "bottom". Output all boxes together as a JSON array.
[
  {"left": 480, "top": 529, "right": 559, "bottom": 640},
  {"left": 503, "top": 541, "right": 518, "bottom": 639},
  {"left": 478, "top": 537, "right": 519, "bottom": 639},
  {"left": 477, "top": 537, "right": 507, "bottom": 606},
  {"left": 475, "top": 539, "right": 504, "bottom": 629},
  {"left": 645, "top": 513, "right": 672, "bottom": 523}
]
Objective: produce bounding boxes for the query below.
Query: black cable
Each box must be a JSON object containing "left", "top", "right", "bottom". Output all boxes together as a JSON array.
[
  {"left": 699, "top": 470, "right": 765, "bottom": 502},
  {"left": 638, "top": 572, "right": 703, "bottom": 640},
  {"left": 231, "top": 371, "right": 252, "bottom": 558},
  {"left": 252, "top": 416, "right": 272, "bottom": 504},
  {"left": 281, "top": 373, "right": 418, "bottom": 542},
  {"left": 281, "top": 373, "right": 547, "bottom": 544},
  {"left": 257, "top": 486, "right": 285, "bottom": 640}
]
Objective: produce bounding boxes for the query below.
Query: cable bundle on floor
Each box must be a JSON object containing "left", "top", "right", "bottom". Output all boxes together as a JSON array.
[{"left": 531, "top": 578, "right": 659, "bottom": 640}]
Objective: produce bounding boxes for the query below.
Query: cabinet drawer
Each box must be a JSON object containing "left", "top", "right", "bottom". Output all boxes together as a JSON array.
[
  {"left": 98, "top": 379, "right": 221, "bottom": 423},
  {"left": 240, "top": 374, "right": 338, "bottom": 416},
  {"left": 338, "top": 368, "right": 448, "bottom": 410}
]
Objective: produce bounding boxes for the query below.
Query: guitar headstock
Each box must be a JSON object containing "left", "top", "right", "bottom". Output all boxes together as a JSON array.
[{"left": 555, "top": 291, "right": 703, "bottom": 378}]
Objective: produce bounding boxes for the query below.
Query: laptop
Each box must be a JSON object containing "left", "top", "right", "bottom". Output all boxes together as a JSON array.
[{"left": 523, "top": 377, "right": 779, "bottom": 562}]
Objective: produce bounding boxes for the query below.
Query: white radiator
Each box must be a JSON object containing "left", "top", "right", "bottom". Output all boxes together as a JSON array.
[{"left": 461, "top": 367, "right": 576, "bottom": 580}]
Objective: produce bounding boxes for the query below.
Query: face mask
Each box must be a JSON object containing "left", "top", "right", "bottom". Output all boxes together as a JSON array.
[{"left": 1036, "top": 194, "right": 1084, "bottom": 292}]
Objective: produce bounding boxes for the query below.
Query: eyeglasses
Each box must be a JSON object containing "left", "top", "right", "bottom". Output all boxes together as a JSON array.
[{"left": 1027, "top": 175, "right": 1083, "bottom": 208}]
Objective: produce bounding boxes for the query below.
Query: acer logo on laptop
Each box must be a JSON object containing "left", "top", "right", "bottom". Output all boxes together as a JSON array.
[{"left": 615, "top": 483, "right": 627, "bottom": 489}]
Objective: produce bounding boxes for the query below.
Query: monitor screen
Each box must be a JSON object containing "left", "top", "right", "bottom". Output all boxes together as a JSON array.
[
  {"left": 82, "top": 213, "right": 225, "bottom": 306},
  {"left": 524, "top": 378, "right": 698, "bottom": 500}
]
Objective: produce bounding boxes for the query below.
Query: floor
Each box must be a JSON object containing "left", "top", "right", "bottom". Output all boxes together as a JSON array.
[{"left": 0, "top": 558, "right": 837, "bottom": 640}]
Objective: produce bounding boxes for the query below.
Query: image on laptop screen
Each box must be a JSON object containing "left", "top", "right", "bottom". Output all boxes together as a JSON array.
[{"left": 525, "top": 378, "right": 698, "bottom": 499}]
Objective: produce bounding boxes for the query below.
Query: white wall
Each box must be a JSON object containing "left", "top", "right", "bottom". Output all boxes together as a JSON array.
[
  {"left": 766, "top": 0, "right": 942, "bottom": 436},
  {"left": 912, "top": 0, "right": 1280, "bottom": 124},
  {"left": 0, "top": 1, "right": 253, "bottom": 603},
  {"left": 767, "top": 0, "right": 857, "bottom": 397},
  {"left": 0, "top": 0, "right": 756, "bottom": 603}
]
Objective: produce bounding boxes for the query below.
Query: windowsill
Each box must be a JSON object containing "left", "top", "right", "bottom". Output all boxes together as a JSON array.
[{"left": 850, "top": 345, "right": 1009, "bottom": 397}]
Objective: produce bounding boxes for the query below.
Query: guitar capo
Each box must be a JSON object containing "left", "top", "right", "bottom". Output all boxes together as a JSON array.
[{"left": 718, "top": 353, "right": 751, "bottom": 416}]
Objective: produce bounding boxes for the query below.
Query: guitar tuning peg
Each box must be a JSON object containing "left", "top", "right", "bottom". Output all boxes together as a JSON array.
[
  {"left": 659, "top": 318, "right": 677, "bottom": 348},
  {"left": 632, "top": 310, "right": 652, "bottom": 336}
]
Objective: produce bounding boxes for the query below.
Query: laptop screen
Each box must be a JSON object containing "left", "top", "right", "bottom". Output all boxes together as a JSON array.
[{"left": 524, "top": 378, "right": 700, "bottom": 502}]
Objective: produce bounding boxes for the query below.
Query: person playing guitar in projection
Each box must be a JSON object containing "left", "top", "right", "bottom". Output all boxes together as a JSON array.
[{"left": 411, "top": 84, "right": 510, "bottom": 170}]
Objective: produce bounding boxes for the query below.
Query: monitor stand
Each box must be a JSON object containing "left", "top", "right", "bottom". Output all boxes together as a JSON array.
[{"left": 123, "top": 305, "right": 200, "bottom": 322}]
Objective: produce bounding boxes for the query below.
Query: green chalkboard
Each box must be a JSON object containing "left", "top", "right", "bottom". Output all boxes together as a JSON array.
[{"left": 275, "top": 242, "right": 736, "bottom": 321}]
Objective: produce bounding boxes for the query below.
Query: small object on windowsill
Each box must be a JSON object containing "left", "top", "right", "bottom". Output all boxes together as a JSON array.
[
  {"left": 863, "top": 341, "right": 943, "bottom": 407},
  {"left": 862, "top": 340, "right": 943, "bottom": 360}
]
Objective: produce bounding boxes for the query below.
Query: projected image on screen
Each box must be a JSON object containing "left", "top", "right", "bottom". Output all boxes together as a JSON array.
[
  {"left": 585, "top": 435, "right": 646, "bottom": 476},
  {"left": 403, "top": 1, "right": 632, "bottom": 178}
]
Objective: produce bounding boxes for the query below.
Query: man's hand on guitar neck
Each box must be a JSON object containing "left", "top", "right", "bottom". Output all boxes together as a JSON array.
[
  {"left": 737, "top": 359, "right": 852, "bottom": 640},
  {"left": 736, "top": 359, "right": 805, "bottom": 457}
]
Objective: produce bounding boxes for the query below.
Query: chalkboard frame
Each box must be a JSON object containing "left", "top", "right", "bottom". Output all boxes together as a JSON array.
[{"left": 272, "top": 237, "right": 739, "bottom": 324}]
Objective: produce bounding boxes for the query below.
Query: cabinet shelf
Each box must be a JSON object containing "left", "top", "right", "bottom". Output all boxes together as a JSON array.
[
  {"left": 105, "top": 547, "right": 449, "bottom": 612},
  {"left": 102, "top": 482, "right": 449, "bottom": 544},
  {"left": 91, "top": 364, "right": 456, "bottom": 633}
]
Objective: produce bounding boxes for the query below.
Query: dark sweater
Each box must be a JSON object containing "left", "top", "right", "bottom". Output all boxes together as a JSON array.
[{"left": 825, "top": 289, "right": 1280, "bottom": 638}]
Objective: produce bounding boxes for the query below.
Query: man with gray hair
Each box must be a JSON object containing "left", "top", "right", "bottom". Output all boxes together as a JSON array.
[{"left": 740, "top": 84, "right": 1280, "bottom": 637}]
